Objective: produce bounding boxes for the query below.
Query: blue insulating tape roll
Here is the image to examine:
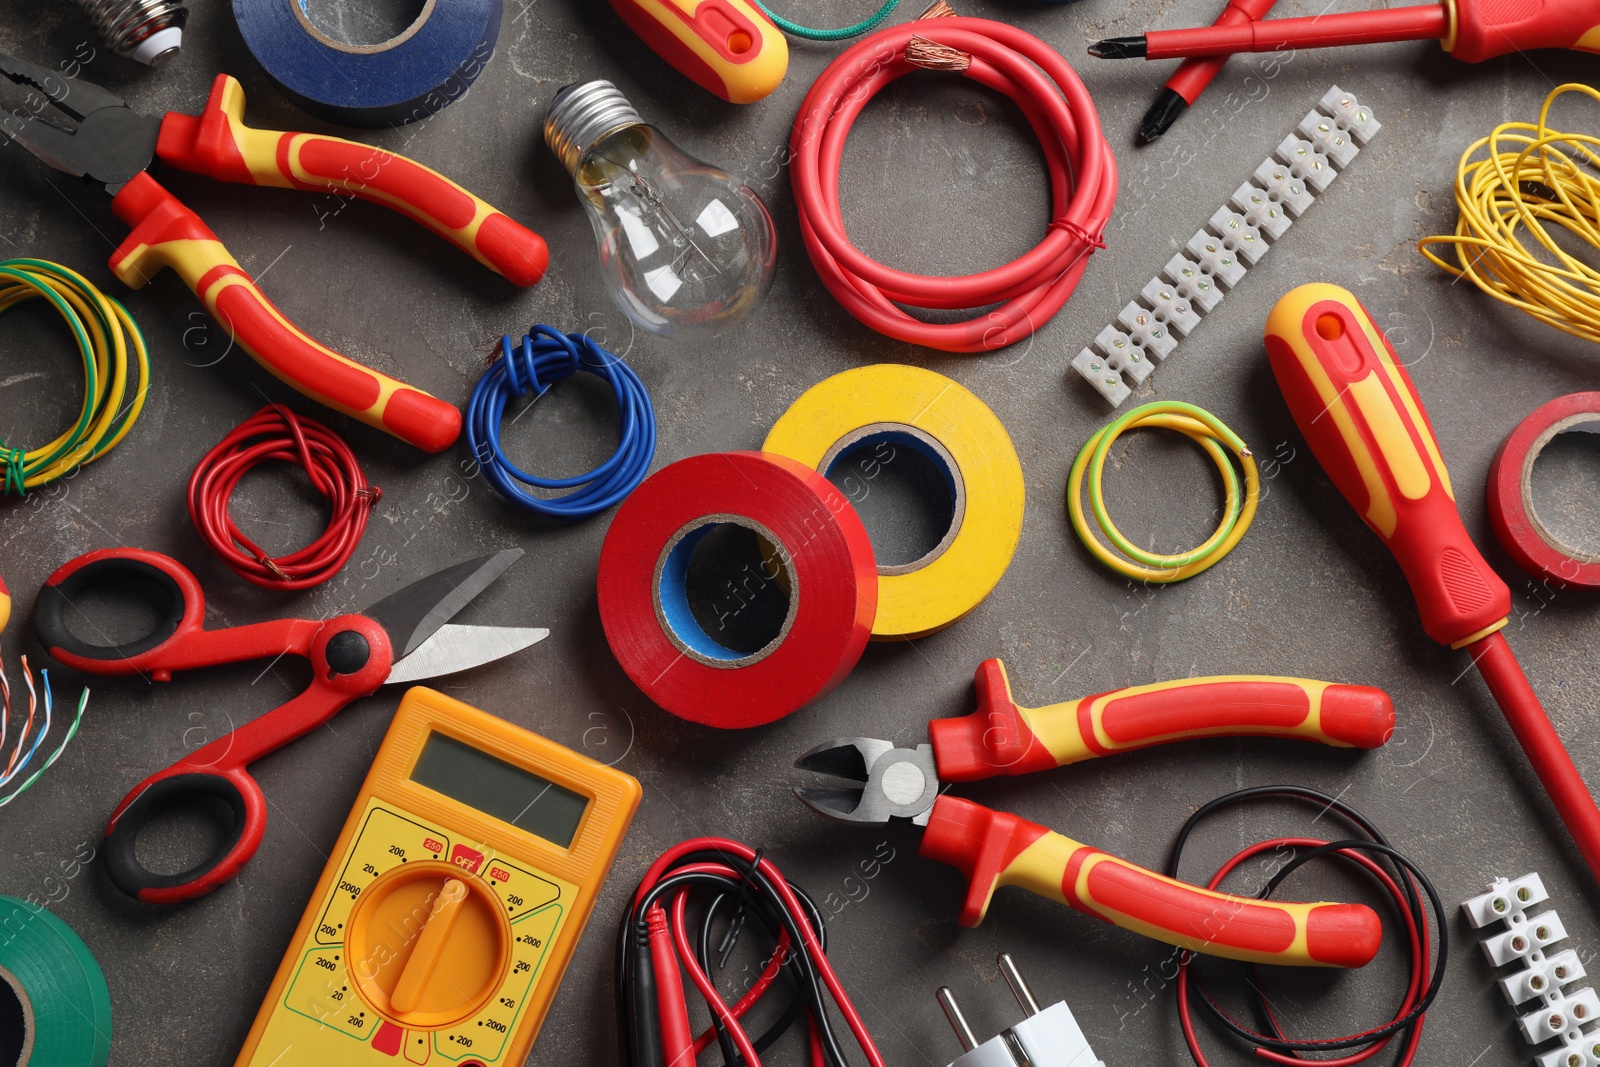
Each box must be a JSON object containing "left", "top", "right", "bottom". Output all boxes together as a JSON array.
[{"left": 232, "top": 0, "right": 503, "bottom": 128}]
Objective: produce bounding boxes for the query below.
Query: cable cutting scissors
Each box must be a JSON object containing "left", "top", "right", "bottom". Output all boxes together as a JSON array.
[{"left": 35, "top": 547, "right": 546, "bottom": 904}]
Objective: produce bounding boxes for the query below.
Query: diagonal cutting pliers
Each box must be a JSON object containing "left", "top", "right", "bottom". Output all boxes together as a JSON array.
[
  {"left": 797, "top": 658, "right": 1397, "bottom": 967},
  {"left": 0, "top": 55, "right": 551, "bottom": 452}
]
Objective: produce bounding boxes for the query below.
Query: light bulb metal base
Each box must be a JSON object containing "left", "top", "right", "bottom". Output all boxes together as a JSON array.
[{"left": 545, "top": 80, "right": 643, "bottom": 177}]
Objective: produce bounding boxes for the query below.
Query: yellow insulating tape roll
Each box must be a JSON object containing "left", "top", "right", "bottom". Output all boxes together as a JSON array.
[{"left": 762, "top": 365, "right": 1025, "bottom": 640}]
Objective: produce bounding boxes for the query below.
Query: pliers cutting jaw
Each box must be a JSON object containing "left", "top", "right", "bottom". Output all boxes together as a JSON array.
[
  {"left": 794, "top": 738, "right": 941, "bottom": 827},
  {"left": 0, "top": 52, "right": 159, "bottom": 191}
]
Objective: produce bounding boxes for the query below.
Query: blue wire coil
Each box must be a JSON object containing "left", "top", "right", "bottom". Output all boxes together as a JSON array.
[{"left": 466, "top": 325, "right": 657, "bottom": 521}]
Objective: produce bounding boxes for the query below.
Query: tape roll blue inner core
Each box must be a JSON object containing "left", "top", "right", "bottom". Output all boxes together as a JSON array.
[
  {"left": 822, "top": 429, "right": 958, "bottom": 500},
  {"left": 660, "top": 525, "right": 745, "bottom": 662},
  {"left": 233, "top": 0, "right": 502, "bottom": 125}
]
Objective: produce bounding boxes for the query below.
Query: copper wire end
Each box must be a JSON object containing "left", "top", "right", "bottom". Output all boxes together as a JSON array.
[
  {"left": 918, "top": 0, "right": 957, "bottom": 17},
  {"left": 905, "top": 35, "right": 971, "bottom": 71}
]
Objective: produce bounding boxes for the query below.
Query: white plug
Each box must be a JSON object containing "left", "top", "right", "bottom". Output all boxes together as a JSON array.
[{"left": 936, "top": 955, "right": 1104, "bottom": 1067}]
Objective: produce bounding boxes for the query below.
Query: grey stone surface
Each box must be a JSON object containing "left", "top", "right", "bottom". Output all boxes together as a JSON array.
[{"left": 0, "top": 0, "right": 1597, "bottom": 1064}]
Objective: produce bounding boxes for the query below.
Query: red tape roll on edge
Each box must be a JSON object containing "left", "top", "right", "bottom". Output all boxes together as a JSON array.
[
  {"left": 1488, "top": 391, "right": 1600, "bottom": 589},
  {"left": 598, "top": 451, "right": 878, "bottom": 728}
]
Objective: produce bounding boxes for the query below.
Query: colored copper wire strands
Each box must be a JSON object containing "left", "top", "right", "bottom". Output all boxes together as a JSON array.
[
  {"left": 753, "top": 0, "right": 901, "bottom": 40},
  {"left": 187, "top": 405, "right": 380, "bottom": 590},
  {"left": 0, "top": 259, "right": 151, "bottom": 495},
  {"left": 1068, "top": 401, "right": 1258, "bottom": 583},
  {"left": 466, "top": 325, "right": 656, "bottom": 521},
  {"left": 618, "top": 838, "right": 886, "bottom": 1067},
  {"left": 789, "top": 13, "right": 1117, "bottom": 353},
  {"left": 1170, "top": 786, "right": 1446, "bottom": 1067},
  {"left": 1420, "top": 84, "right": 1600, "bottom": 346},
  {"left": 0, "top": 656, "right": 90, "bottom": 807}
]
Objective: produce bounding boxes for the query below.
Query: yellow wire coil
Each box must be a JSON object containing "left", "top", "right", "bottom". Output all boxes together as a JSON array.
[
  {"left": 1419, "top": 83, "right": 1600, "bottom": 345},
  {"left": 1067, "top": 401, "right": 1259, "bottom": 584},
  {"left": 0, "top": 259, "right": 151, "bottom": 495}
]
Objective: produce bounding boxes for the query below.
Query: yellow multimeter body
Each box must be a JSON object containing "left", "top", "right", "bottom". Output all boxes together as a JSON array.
[{"left": 235, "top": 688, "right": 642, "bottom": 1067}]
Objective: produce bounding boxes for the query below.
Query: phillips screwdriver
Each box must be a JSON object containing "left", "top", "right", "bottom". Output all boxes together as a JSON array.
[
  {"left": 1264, "top": 283, "right": 1600, "bottom": 885},
  {"left": 1091, "top": 0, "right": 1600, "bottom": 64}
]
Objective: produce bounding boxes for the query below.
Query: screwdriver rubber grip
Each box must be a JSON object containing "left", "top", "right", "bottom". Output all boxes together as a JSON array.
[
  {"left": 920, "top": 796, "right": 1381, "bottom": 967},
  {"left": 1264, "top": 284, "right": 1509, "bottom": 647},
  {"left": 109, "top": 172, "right": 462, "bottom": 452},
  {"left": 930, "top": 659, "right": 1393, "bottom": 781},
  {"left": 607, "top": 0, "right": 789, "bottom": 104},
  {"left": 157, "top": 75, "right": 549, "bottom": 287},
  {"left": 1447, "top": 0, "right": 1600, "bottom": 62}
]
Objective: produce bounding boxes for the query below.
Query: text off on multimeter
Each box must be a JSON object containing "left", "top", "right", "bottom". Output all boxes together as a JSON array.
[{"left": 236, "top": 687, "right": 642, "bottom": 1066}]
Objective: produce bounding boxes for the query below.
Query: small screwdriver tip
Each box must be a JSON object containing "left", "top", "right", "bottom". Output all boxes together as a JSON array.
[
  {"left": 1139, "top": 88, "right": 1189, "bottom": 143},
  {"left": 1088, "top": 36, "right": 1148, "bottom": 59}
]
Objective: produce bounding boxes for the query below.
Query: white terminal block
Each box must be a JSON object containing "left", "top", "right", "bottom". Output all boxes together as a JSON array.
[
  {"left": 1462, "top": 872, "right": 1600, "bottom": 1067},
  {"left": 1068, "top": 85, "right": 1379, "bottom": 407},
  {"left": 1161, "top": 254, "right": 1225, "bottom": 313},
  {"left": 1138, "top": 277, "right": 1203, "bottom": 336},
  {"left": 1229, "top": 183, "right": 1293, "bottom": 240}
]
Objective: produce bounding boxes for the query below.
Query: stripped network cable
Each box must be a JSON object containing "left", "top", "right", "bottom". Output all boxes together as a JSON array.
[{"left": 0, "top": 656, "right": 89, "bottom": 807}]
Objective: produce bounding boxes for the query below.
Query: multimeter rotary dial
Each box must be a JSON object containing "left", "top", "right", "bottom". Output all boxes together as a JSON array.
[{"left": 345, "top": 860, "right": 512, "bottom": 1030}]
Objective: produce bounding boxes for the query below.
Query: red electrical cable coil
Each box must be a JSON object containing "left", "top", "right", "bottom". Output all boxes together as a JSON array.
[
  {"left": 790, "top": 16, "right": 1117, "bottom": 353},
  {"left": 188, "top": 405, "right": 381, "bottom": 590},
  {"left": 1178, "top": 838, "right": 1431, "bottom": 1067}
]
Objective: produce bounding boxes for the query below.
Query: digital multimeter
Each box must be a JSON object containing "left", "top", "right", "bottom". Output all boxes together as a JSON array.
[{"left": 235, "top": 687, "right": 642, "bottom": 1066}]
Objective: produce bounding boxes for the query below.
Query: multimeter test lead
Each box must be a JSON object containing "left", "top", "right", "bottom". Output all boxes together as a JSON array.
[{"left": 1091, "top": 0, "right": 1600, "bottom": 65}]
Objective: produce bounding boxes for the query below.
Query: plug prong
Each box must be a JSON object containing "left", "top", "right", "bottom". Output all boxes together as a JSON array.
[
  {"left": 997, "top": 954, "right": 1040, "bottom": 1016},
  {"left": 936, "top": 986, "right": 978, "bottom": 1051}
]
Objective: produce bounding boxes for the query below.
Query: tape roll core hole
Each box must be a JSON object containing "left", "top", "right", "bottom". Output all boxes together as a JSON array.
[
  {"left": 296, "top": 0, "right": 435, "bottom": 52},
  {"left": 134, "top": 794, "right": 238, "bottom": 878},
  {"left": 1527, "top": 416, "right": 1600, "bottom": 561},
  {"left": 655, "top": 517, "right": 797, "bottom": 668},
  {"left": 0, "top": 967, "right": 27, "bottom": 1067},
  {"left": 821, "top": 427, "right": 964, "bottom": 576}
]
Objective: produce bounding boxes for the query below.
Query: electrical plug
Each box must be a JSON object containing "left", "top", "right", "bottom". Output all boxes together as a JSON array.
[{"left": 935, "top": 954, "right": 1104, "bottom": 1067}]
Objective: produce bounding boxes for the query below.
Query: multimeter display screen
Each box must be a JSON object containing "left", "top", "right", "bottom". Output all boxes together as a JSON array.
[{"left": 411, "top": 732, "right": 590, "bottom": 848}]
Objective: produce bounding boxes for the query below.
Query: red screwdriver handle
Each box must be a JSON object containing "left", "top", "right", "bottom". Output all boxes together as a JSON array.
[
  {"left": 1448, "top": 0, "right": 1600, "bottom": 62},
  {"left": 920, "top": 796, "right": 1381, "bottom": 966},
  {"left": 158, "top": 75, "right": 549, "bottom": 286},
  {"left": 1264, "top": 284, "right": 1510, "bottom": 647},
  {"left": 108, "top": 173, "right": 462, "bottom": 453},
  {"left": 930, "top": 659, "right": 1393, "bottom": 780}
]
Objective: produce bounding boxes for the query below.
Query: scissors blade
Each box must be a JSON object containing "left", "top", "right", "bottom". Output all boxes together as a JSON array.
[
  {"left": 386, "top": 624, "right": 548, "bottom": 684},
  {"left": 363, "top": 549, "right": 523, "bottom": 661}
]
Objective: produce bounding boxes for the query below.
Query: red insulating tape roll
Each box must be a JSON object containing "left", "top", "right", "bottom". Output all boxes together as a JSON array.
[
  {"left": 1488, "top": 392, "right": 1600, "bottom": 589},
  {"left": 597, "top": 451, "right": 878, "bottom": 728}
]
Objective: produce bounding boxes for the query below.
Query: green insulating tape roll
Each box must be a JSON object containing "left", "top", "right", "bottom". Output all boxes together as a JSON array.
[{"left": 0, "top": 897, "right": 110, "bottom": 1067}]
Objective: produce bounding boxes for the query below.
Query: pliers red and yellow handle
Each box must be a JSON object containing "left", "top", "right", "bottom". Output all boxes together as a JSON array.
[
  {"left": 796, "top": 658, "right": 1395, "bottom": 967},
  {"left": 157, "top": 77, "right": 548, "bottom": 287},
  {"left": 0, "top": 57, "right": 551, "bottom": 453},
  {"left": 931, "top": 658, "right": 1394, "bottom": 780}
]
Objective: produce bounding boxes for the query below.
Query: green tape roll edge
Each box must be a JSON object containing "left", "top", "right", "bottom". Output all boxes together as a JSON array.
[{"left": 0, "top": 897, "right": 110, "bottom": 1067}]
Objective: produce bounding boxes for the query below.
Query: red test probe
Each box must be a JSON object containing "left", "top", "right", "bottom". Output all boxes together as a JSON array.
[
  {"left": 1140, "top": 0, "right": 1281, "bottom": 143},
  {"left": 1091, "top": 0, "right": 1600, "bottom": 64},
  {"left": 1265, "top": 284, "right": 1600, "bottom": 888},
  {"left": 617, "top": 839, "right": 886, "bottom": 1067}
]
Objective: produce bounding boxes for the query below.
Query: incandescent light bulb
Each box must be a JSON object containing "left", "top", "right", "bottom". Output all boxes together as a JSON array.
[{"left": 544, "top": 80, "right": 778, "bottom": 339}]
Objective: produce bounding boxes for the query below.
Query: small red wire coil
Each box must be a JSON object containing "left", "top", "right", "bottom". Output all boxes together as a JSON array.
[
  {"left": 789, "top": 15, "right": 1118, "bottom": 353},
  {"left": 1178, "top": 837, "right": 1430, "bottom": 1067},
  {"left": 188, "top": 405, "right": 381, "bottom": 590}
]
